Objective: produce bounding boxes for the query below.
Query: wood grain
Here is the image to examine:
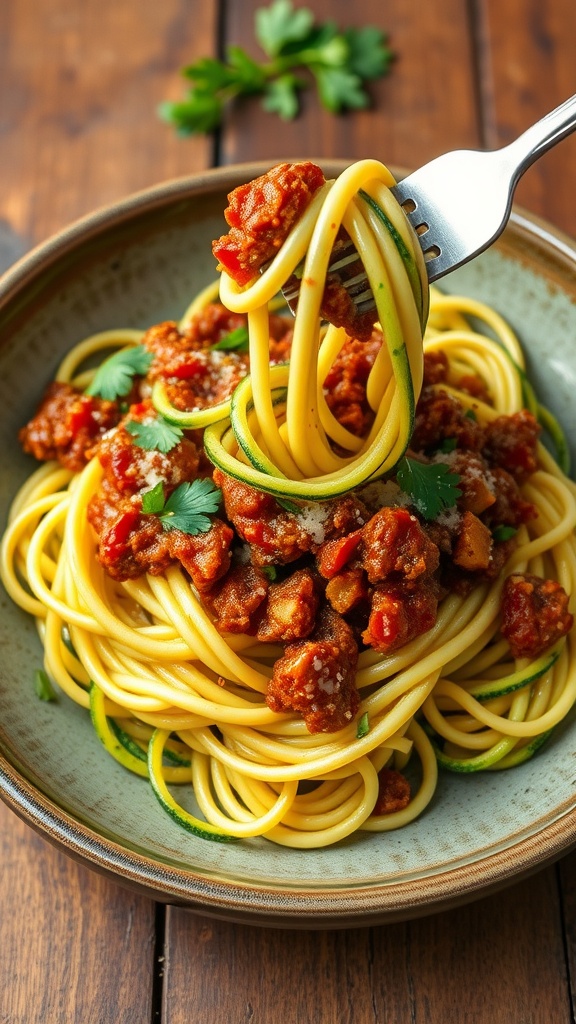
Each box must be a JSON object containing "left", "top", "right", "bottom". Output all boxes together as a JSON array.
[
  {"left": 1, "top": 0, "right": 576, "bottom": 1021},
  {"left": 220, "top": 0, "right": 482, "bottom": 169},
  {"left": 162, "top": 867, "right": 570, "bottom": 1024},
  {"left": 0, "top": 802, "right": 157, "bottom": 1024},
  {"left": 477, "top": 0, "right": 576, "bottom": 235},
  {"left": 0, "top": 0, "right": 216, "bottom": 248}
]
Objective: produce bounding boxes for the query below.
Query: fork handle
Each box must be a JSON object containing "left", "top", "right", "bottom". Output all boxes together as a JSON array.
[{"left": 501, "top": 93, "right": 576, "bottom": 183}]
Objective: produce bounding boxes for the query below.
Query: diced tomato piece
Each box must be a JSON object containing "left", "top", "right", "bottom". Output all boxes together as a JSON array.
[
  {"left": 101, "top": 509, "right": 140, "bottom": 562},
  {"left": 316, "top": 530, "right": 362, "bottom": 578}
]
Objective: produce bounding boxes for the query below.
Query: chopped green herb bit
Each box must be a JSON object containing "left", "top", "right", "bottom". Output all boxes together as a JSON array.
[
  {"left": 86, "top": 345, "right": 153, "bottom": 401},
  {"left": 356, "top": 712, "right": 370, "bottom": 738},
  {"left": 212, "top": 326, "right": 250, "bottom": 352},
  {"left": 439, "top": 437, "right": 458, "bottom": 453},
  {"left": 396, "top": 457, "right": 461, "bottom": 521},
  {"left": 142, "top": 478, "right": 222, "bottom": 535},
  {"left": 160, "top": 0, "right": 393, "bottom": 135},
  {"left": 261, "top": 565, "right": 278, "bottom": 580},
  {"left": 125, "top": 416, "right": 183, "bottom": 453},
  {"left": 142, "top": 480, "right": 166, "bottom": 515},
  {"left": 34, "top": 669, "right": 57, "bottom": 702},
  {"left": 492, "top": 525, "right": 518, "bottom": 542},
  {"left": 464, "top": 408, "right": 478, "bottom": 421}
]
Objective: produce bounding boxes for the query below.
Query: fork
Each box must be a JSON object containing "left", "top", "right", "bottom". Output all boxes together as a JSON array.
[{"left": 284, "top": 93, "right": 576, "bottom": 315}]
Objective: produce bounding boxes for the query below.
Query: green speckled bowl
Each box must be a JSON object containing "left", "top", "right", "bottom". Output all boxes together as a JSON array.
[{"left": 1, "top": 163, "right": 576, "bottom": 928}]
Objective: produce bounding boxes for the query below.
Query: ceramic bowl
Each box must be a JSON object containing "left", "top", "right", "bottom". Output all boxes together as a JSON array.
[{"left": 1, "top": 162, "right": 576, "bottom": 928}]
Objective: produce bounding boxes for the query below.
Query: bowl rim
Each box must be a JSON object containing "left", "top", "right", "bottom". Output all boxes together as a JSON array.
[{"left": 1, "top": 163, "right": 576, "bottom": 928}]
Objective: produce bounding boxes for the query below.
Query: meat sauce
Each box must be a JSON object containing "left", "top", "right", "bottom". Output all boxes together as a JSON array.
[
  {"left": 18, "top": 312, "right": 573, "bottom": 740},
  {"left": 213, "top": 161, "right": 376, "bottom": 341}
]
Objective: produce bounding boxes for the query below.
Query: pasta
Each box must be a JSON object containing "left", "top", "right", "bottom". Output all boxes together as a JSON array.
[{"left": 1, "top": 160, "right": 575, "bottom": 849}]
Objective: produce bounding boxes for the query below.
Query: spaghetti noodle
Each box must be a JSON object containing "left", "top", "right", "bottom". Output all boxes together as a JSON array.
[{"left": 1, "top": 160, "right": 575, "bottom": 849}]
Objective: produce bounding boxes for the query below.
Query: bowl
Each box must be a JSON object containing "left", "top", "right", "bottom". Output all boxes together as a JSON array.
[{"left": 1, "top": 162, "right": 576, "bottom": 928}]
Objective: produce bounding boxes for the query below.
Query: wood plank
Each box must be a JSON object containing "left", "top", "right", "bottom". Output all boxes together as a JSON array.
[
  {"left": 0, "top": 801, "right": 157, "bottom": 1023},
  {"left": 0, "top": 0, "right": 216, "bottom": 248},
  {"left": 163, "top": 866, "right": 570, "bottom": 1024},
  {"left": 557, "top": 851, "right": 576, "bottom": 1013},
  {"left": 477, "top": 0, "right": 576, "bottom": 236},
  {"left": 219, "top": 0, "right": 482, "bottom": 169}
]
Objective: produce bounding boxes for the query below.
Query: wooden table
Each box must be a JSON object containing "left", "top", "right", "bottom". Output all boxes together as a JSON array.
[{"left": 2, "top": 1, "right": 576, "bottom": 1020}]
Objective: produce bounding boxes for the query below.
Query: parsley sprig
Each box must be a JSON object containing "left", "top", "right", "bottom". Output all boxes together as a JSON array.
[
  {"left": 211, "top": 326, "right": 250, "bottom": 352},
  {"left": 396, "top": 457, "right": 462, "bottom": 521},
  {"left": 142, "top": 479, "right": 222, "bottom": 534},
  {"left": 125, "top": 416, "right": 184, "bottom": 454},
  {"left": 159, "top": 0, "right": 393, "bottom": 135},
  {"left": 86, "top": 345, "right": 153, "bottom": 401}
]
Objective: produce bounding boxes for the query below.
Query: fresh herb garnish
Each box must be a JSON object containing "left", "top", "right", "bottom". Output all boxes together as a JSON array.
[
  {"left": 125, "top": 416, "right": 184, "bottom": 453},
  {"left": 356, "top": 712, "right": 370, "bottom": 738},
  {"left": 86, "top": 345, "right": 153, "bottom": 401},
  {"left": 438, "top": 437, "right": 458, "bottom": 453},
  {"left": 159, "top": 0, "right": 393, "bottom": 135},
  {"left": 396, "top": 457, "right": 462, "bottom": 521},
  {"left": 492, "top": 525, "right": 518, "bottom": 542},
  {"left": 464, "top": 408, "right": 478, "bottom": 421},
  {"left": 141, "top": 479, "right": 222, "bottom": 534},
  {"left": 261, "top": 565, "right": 278, "bottom": 581},
  {"left": 211, "top": 326, "right": 250, "bottom": 352},
  {"left": 141, "top": 481, "right": 166, "bottom": 515},
  {"left": 34, "top": 668, "right": 57, "bottom": 702}
]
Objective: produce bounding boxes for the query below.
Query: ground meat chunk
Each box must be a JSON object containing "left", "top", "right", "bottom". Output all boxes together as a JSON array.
[
  {"left": 168, "top": 519, "right": 234, "bottom": 592},
  {"left": 213, "top": 162, "right": 377, "bottom": 341},
  {"left": 19, "top": 381, "right": 120, "bottom": 471},
  {"left": 373, "top": 768, "right": 411, "bottom": 815},
  {"left": 481, "top": 467, "right": 537, "bottom": 529},
  {"left": 266, "top": 607, "right": 359, "bottom": 733},
  {"left": 316, "top": 530, "right": 363, "bottom": 579},
  {"left": 452, "top": 511, "right": 493, "bottom": 572},
  {"left": 482, "top": 410, "right": 540, "bottom": 482},
  {"left": 362, "top": 578, "right": 439, "bottom": 654},
  {"left": 325, "top": 567, "right": 369, "bottom": 615},
  {"left": 95, "top": 404, "right": 200, "bottom": 495},
  {"left": 205, "top": 564, "right": 270, "bottom": 634},
  {"left": 214, "top": 470, "right": 319, "bottom": 565},
  {"left": 214, "top": 470, "right": 367, "bottom": 566},
  {"left": 361, "top": 506, "right": 439, "bottom": 584},
  {"left": 88, "top": 489, "right": 233, "bottom": 586},
  {"left": 322, "top": 334, "right": 383, "bottom": 435},
  {"left": 257, "top": 568, "right": 319, "bottom": 643},
  {"left": 411, "top": 387, "right": 483, "bottom": 452},
  {"left": 87, "top": 499, "right": 171, "bottom": 580},
  {"left": 213, "top": 162, "right": 326, "bottom": 286},
  {"left": 422, "top": 350, "right": 449, "bottom": 386},
  {"left": 501, "top": 573, "right": 573, "bottom": 658},
  {"left": 318, "top": 247, "right": 377, "bottom": 341},
  {"left": 142, "top": 320, "right": 250, "bottom": 413},
  {"left": 449, "top": 450, "right": 497, "bottom": 516}
]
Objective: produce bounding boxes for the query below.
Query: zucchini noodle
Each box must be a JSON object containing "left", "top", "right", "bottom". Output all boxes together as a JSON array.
[{"left": 1, "top": 165, "right": 576, "bottom": 849}]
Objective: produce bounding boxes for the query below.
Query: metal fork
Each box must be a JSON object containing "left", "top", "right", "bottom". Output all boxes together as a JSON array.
[{"left": 285, "top": 94, "right": 576, "bottom": 315}]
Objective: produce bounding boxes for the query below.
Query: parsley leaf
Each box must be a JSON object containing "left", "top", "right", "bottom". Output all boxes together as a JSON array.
[
  {"left": 396, "top": 457, "right": 462, "bottom": 521},
  {"left": 438, "top": 437, "right": 458, "bottom": 453},
  {"left": 125, "top": 416, "right": 183, "bottom": 453},
  {"left": 86, "top": 345, "right": 153, "bottom": 401},
  {"left": 211, "top": 326, "right": 250, "bottom": 352},
  {"left": 141, "top": 481, "right": 166, "bottom": 514},
  {"left": 356, "top": 712, "right": 370, "bottom": 739},
  {"left": 160, "top": 0, "right": 393, "bottom": 135},
  {"left": 142, "top": 479, "right": 222, "bottom": 535},
  {"left": 34, "top": 668, "right": 57, "bottom": 702},
  {"left": 262, "top": 74, "right": 303, "bottom": 120},
  {"left": 255, "top": 0, "right": 315, "bottom": 56},
  {"left": 492, "top": 525, "right": 518, "bottom": 543}
]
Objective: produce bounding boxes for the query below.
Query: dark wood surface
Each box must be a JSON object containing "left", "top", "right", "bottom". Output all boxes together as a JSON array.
[{"left": 1, "top": 1, "right": 576, "bottom": 1020}]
